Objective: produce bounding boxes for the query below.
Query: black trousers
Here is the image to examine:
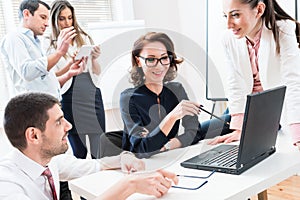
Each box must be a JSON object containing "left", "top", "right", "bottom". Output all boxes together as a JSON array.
[{"left": 60, "top": 181, "right": 73, "bottom": 200}]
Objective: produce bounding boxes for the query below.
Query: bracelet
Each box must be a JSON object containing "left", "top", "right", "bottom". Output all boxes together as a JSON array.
[
  {"left": 120, "top": 151, "right": 135, "bottom": 157},
  {"left": 164, "top": 141, "right": 172, "bottom": 151}
]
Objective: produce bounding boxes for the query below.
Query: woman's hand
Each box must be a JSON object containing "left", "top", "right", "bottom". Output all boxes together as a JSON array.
[
  {"left": 170, "top": 100, "right": 201, "bottom": 120},
  {"left": 207, "top": 130, "right": 242, "bottom": 145},
  {"left": 91, "top": 45, "right": 101, "bottom": 60},
  {"left": 160, "top": 138, "right": 182, "bottom": 151},
  {"left": 159, "top": 100, "right": 201, "bottom": 138}
]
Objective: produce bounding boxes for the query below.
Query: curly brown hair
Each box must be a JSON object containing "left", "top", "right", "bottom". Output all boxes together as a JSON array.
[{"left": 130, "top": 32, "right": 184, "bottom": 87}]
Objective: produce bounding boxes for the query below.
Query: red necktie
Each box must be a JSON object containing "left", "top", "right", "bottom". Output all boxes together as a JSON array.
[{"left": 42, "top": 167, "right": 58, "bottom": 200}]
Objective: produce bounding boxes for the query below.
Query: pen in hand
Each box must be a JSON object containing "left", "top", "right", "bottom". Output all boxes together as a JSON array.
[{"left": 199, "top": 105, "right": 230, "bottom": 126}]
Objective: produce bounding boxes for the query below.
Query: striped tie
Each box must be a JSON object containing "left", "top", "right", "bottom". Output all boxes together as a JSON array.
[{"left": 42, "top": 167, "right": 58, "bottom": 200}]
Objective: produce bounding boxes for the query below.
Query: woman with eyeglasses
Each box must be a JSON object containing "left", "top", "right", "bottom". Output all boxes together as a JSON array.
[
  {"left": 120, "top": 32, "right": 231, "bottom": 158},
  {"left": 208, "top": 0, "right": 300, "bottom": 150}
]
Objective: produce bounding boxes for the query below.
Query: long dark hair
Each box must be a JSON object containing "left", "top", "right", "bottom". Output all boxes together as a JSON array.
[
  {"left": 130, "top": 32, "right": 183, "bottom": 87},
  {"left": 48, "top": 0, "right": 93, "bottom": 51},
  {"left": 241, "top": 0, "right": 300, "bottom": 53}
]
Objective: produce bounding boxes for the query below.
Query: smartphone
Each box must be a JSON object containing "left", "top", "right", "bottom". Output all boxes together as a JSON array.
[{"left": 75, "top": 45, "right": 93, "bottom": 60}]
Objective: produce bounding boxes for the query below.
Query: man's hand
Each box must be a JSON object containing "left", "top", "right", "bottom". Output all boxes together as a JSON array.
[
  {"left": 130, "top": 169, "right": 178, "bottom": 198},
  {"left": 207, "top": 130, "right": 241, "bottom": 145},
  {"left": 120, "top": 151, "right": 145, "bottom": 173},
  {"left": 66, "top": 57, "right": 86, "bottom": 78}
]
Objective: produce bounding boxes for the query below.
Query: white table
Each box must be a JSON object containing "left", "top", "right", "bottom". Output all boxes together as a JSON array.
[{"left": 69, "top": 131, "right": 300, "bottom": 200}]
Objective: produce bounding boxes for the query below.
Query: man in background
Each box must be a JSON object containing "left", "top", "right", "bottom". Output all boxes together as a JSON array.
[{"left": 0, "top": 0, "right": 83, "bottom": 99}]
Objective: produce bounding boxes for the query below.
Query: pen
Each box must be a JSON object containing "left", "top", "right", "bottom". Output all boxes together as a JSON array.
[{"left": 199, "top": 106, "right": 230, "bottom": 126}]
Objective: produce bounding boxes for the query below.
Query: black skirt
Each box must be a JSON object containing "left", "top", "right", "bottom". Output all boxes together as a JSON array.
[{"left": 61, "top": 72, "right": 105, "bottom": 134}]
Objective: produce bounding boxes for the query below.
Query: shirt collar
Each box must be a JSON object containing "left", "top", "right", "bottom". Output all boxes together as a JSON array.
[
  {"left": 19, "top": 27, "right": 41, "bottom": 43},
  {"left": 246, "top": 25, "right": 263, "bottom": 47},
  {"left": 10, "top": 149, "right": 47, "bottom": 180}
]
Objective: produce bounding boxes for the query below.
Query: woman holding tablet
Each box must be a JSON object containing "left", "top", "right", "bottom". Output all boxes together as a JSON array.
[{"left": 46, "top": 0, "right": 105, "bottom": 160}]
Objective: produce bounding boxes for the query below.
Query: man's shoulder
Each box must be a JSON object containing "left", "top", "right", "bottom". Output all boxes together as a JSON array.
[
  {"left": 4, "top": 28, "right": 24, "bottom": 39},
  {"left": 0, "top": 157, "right": 19, "bottom": 179},
  {"left": 1, "top": 29, "right": 28, "bottom": 47}
]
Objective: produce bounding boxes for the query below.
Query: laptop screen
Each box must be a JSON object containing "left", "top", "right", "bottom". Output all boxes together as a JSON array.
[{"left": 237, "top": 86, "right": 286, "bottom": 167}]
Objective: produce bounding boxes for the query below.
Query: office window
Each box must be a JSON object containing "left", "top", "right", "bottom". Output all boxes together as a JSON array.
[{"left": 8, "top": 0, "right": 112, "bottom": 28}]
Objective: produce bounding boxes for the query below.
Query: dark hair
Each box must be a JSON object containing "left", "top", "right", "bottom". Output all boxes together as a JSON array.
[
  {"left": 49, "top": 0, "right": 94, "bottom": 51},
  {"left": 240, "top": 0, "right": 300, "bottom": 53},
  {"left": 130, "top": 32, "right": 184, "bottom": 87},
  {"left": 3, "top": 93, "right": 59, "bottom": 150},
  {"left": 19, "top": 0, "right": 50, "bottom": 19}
]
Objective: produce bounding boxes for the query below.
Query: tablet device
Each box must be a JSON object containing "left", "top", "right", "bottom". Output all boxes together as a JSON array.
[{"left": 75, "top": 45, "right": 93, "bottom": 60}]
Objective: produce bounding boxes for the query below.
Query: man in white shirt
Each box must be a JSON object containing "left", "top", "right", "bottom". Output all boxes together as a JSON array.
[
  {"left": 0, "top": 1, "right": 87, "bottom": 198},
  {"left": 0, "top": 92, "right": 178, "bottom": 200},
  {"left": 0, "top": 0, "right": 83, "bottom": 100}
]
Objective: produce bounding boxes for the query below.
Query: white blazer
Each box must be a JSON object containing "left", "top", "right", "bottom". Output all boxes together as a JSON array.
[{"left": 222, "top": 20, "right": 300, "bottom": 125}]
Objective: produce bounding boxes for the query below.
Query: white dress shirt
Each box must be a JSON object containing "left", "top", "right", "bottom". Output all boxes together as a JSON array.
[
  {"left": 0, "top": 27, "right": 61, "bottom": 99},
  {"left": 0, "top": 149, "right": 100, "bottom": 200}
]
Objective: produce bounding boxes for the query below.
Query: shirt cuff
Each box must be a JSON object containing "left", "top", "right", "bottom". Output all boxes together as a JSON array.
[
  {"left": 289, "top": 123, "right": 300, "bottom": 145},
  {"left": 230, "top": 113, "right": 244, "bottom": 131}
]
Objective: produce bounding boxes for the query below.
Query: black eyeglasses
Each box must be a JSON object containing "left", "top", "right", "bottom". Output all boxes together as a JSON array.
[
  {"left": 171, "top": 170, "right": 215, "bottom": 190},
  {"left": 138, "top": 55, "right": 173, "bottom": 67}
]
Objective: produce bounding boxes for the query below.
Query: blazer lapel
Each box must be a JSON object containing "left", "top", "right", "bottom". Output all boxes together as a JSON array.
[
  {"left": 238, "top": 38, "right": 253, "bottom": 86},
  {"left": 258, "top": 25, "right": 273, "bottom": 87}
]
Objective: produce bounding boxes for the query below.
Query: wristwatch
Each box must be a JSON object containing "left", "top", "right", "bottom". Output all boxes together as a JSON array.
[{"left": 164, "top": 141, "right": 171, "bottom": 151}]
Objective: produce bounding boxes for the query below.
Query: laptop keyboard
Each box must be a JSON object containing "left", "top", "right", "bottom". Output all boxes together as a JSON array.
[{"left": 199, "top": 146, "right": 239, "bottom": 167}]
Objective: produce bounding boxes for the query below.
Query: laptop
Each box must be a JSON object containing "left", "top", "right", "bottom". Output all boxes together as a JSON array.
[{"left": 181, "top": 86, "right": 286, "bottom": 175}]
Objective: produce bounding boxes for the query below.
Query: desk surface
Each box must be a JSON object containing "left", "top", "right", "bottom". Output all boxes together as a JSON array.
[{"left": 69, "top": 131, "right": 300, "bottom": 200}]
